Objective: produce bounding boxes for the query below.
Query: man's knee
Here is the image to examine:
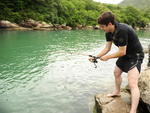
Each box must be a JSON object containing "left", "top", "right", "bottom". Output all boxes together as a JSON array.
[
  {"left": 128, "top": 77, "right": 139, "bottom": 89},
  {"left": 128, "top": 81, "right": 138, "bottom": 89},
  {"left": 128, "top": 68, "right": 139, "bottom": 89}
]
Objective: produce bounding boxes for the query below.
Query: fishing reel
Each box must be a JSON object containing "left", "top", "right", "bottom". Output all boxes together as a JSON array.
[{"left": 89, "top": 55, "right": 100, "bottom": 68}]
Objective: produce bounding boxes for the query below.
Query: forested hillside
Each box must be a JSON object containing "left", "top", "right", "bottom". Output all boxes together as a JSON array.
[
  {"left": 120, "top": 0, "right": 150, "bottom": 9},
  {"left": 0, "top": 0, "right": 149, "bottom": 28}
]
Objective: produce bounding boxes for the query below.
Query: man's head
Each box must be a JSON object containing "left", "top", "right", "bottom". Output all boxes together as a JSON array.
[{"left": 98, "top": 11, "right": 115, "bottom": 32}]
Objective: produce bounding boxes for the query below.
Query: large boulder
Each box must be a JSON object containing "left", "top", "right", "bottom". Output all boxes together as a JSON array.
[
  {"left": 138, "top": 69, "right": 150, "bottom": 112},
  {"left": 95, "top": 91, "right": 131, "bottom": 113},
  {"left": 139, "top": 69, "right": 150, "bottom": 104},
  {"left": 0, "top": 20, "right": 19, "bottom": 28}
]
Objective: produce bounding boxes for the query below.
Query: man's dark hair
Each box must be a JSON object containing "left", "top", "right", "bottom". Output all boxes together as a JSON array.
[{"left": 98, "top": 11, "right": 115, "bottom": 26}]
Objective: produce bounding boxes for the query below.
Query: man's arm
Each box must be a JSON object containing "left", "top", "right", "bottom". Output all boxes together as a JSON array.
[
  {"left": 100, "top": 46, "right": 126, "bottom": 61},
  {"left": 96, "top": 41, "right": 112, "bottom": 57}
]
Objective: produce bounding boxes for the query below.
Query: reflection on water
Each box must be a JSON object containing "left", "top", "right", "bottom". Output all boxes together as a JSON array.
[{"left": 0, "top": 30, "right": 149, "bottom": 113}]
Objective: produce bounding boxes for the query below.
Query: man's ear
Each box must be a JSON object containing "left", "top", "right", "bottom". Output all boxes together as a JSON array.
[{"left": 108, "top": 22, "right": 112, "bottom": 26}]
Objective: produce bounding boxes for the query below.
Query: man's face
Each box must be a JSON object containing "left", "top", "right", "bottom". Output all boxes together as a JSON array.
[
  {"left": 99, "top": 23, "right": 112, "bottom": 33},
  {"left": 99, "top": 24, "right": 110, "bottom": 32}
]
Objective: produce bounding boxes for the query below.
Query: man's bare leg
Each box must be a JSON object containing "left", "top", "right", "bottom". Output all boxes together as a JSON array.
[
  {"left": 128, "top": 67, "right": 140, "bottom": 113},
  {"left": 107, "top": 65, "right": 123, "bottom": 97}
]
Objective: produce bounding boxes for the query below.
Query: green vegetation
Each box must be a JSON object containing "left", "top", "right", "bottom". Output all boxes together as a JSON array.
[{"left": 0, "top": 0, "right": 150, "bottom": 28}]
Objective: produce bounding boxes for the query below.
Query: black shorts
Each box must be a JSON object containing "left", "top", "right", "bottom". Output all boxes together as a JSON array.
[{"left": 116, "top": 55, "right": 143, "bottom": 73}]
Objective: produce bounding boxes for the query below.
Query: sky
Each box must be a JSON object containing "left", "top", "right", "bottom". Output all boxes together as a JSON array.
[{"left": 93, "top": 0, "right": 124, "bottom": 4}]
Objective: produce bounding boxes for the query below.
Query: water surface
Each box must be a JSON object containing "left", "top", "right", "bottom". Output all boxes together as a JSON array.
[{"left": 0, "top": 30, "right": 149, "bottom": 113}]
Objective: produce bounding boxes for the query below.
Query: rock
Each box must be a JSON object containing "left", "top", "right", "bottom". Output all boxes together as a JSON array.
[
  {"left": 33, "top": 27, "right": 54, "bottom": 31},
  {"left": 20, "top": 19, "right": 53, "bottom": 28},
  {"left": 61, "top": 25, "right": 72, "bottom": 30},
  {"left": 86, "top": 26, "right": 93, "bottom": 29},
  {"left": 53, "top": 25, "right": 72, "bottom": 30},
  {"left": 144, "top": 48, "right": 149, "bottom": 53},
  {"left": 135, "top": 27, "right": 140, "bottom": 31},
  {"left": 0, "top": 20, "right": 32, "bottom": 30},
  {"left": 95, "top": 92, "right": 131, "bottom": 113},
  {"left": 2, "top": 27, "right": 32, "bottom": 31},
  {"left": 138, "top": 69, "right": 150, "bottom": 107},
  {"left": 0, "top": 19, "right": 72, "bottom": 31},
  {"left": 20, "top": 19, "right": 38, "bottom": 28},
  {"left": 146, "top": 23, "right": 150, "bottom": 29},
  {"left": 94, "top": 25, "right": 100, "bottom": 29},
  {"left": 76, "top": 25, "right": 83, "bottom": 29},
  {"left": 0, "top": 20, "right": 19, "bottom": 28},
  {"left": 36, "top": 21, "right": 53, "bottom": 28}
]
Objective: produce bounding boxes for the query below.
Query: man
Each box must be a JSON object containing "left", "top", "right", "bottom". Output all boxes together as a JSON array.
[{"left": 89, "top": 12, "right": 144, "bottom": 113}]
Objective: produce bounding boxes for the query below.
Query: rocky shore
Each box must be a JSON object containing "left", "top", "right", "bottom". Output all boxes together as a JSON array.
[
  {"left": 0, "top": 20, "right": 150, "bottom": 31},
  {"left": 94, "top": 46, "right": 150, "bottom": 113},
  {"left": 0, "top": 20, "right": 100, "bottom": 31}
]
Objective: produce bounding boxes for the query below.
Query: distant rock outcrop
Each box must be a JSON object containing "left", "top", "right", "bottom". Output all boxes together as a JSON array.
[
  {"left": 0, "top": 19, "right": 73, "bottom": 31},
  {"left": 0, "top": 20, "right": 19, "bottom": 28},
  {"left": 0, "top": 20, "right": 32, "bottom": 30},
  {"left": 20, "top": 19, "right": 53, "bottom": 28}
]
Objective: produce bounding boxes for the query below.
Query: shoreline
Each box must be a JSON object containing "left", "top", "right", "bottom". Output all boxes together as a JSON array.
[
  {"left": 0, "top": 26, "right": 100, "bottom": 31},
  {"left": 1, "top": 27, "right": 150, "bottom": 31},
  {"left": 0, "top": 20, "right": 150, "bottom": 31}
]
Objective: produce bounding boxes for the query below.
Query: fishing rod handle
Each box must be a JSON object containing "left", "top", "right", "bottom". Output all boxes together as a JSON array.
[{"left": 89, "top": 55, "right": 100, "bottom": 59}]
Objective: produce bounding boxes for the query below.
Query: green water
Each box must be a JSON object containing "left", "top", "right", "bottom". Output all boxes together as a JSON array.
[{"left": 0, "top": 30, "right": 149, "bottom": 113}]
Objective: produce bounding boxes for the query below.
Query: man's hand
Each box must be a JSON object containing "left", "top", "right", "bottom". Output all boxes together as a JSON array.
[{"left": 100, "top": 55, "right": 109, "bottom": 61}]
